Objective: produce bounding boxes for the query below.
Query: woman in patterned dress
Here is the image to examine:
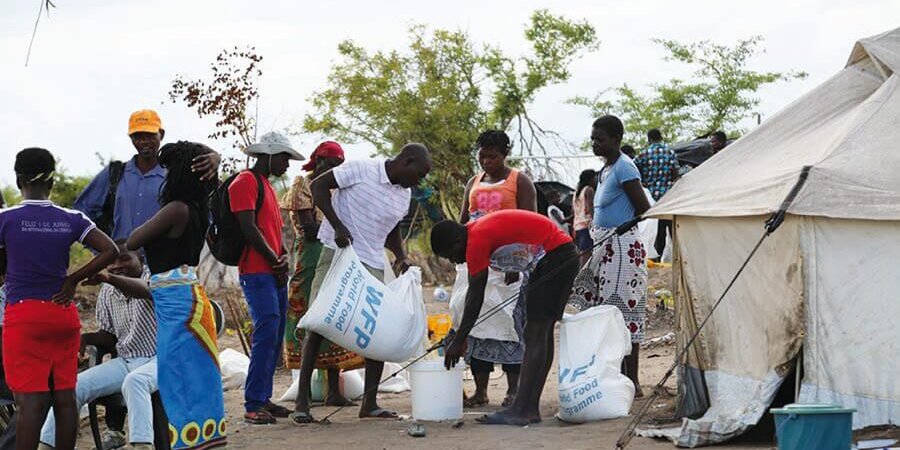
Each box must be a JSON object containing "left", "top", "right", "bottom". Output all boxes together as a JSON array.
[
  {"left": 281, "top": 141, "right": 363, "bottom": 406},
  {"left": 568, "top": 116, "right": 651, "bottom": 396},
  {"left": 458, "top": 130, "right": 536, "bottom": 408},
  {"left": 127, "top": 142, "right": 226, "bottom": 449}
]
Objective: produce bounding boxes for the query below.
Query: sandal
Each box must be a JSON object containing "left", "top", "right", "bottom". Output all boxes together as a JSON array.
[
  {"left": 289, "top": 411, "right": 315, "bottom": 425},
  {"left": 244, "top": 410, "right": 277, "bottom": 425},
  {"left": 263, "top": 402, "right": 292, "bottom": 418},
  {"left": 501, "top": 394, "right": 516, "bottom": 408}
]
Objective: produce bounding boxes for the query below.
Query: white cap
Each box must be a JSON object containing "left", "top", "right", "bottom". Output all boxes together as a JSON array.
[{"left": 243, "top": 131, "right": 305, "bottom": 161}]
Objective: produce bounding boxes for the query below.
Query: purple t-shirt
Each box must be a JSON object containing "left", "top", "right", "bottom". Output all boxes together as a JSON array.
[{"left": 0, "top": 200, "right": 95, "bottom": 305}]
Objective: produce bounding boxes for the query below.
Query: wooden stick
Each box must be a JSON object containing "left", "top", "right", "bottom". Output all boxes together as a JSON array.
[{"left": 223, "top": 294, "right": 251, "bottom": 356}]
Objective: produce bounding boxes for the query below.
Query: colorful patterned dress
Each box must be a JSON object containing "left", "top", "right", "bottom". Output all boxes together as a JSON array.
[
  {"left": 281, "top": 175, "right": 364, "bottom": 370},
  {"left": 145, "top": 204, "right": 225, "bottom": 449},
  {"left": 151, "top": 267, "right": 226, "bottom": 449}
]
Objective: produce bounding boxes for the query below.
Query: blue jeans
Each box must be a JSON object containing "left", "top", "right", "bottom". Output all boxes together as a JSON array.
[
  {"left": 40, "top": 357, "right": 157, "bottom": 445},
  {"left": 240, "top": 273, "right": 287, "bottom": 412}
]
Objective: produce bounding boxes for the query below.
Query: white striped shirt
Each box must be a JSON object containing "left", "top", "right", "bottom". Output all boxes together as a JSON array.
[{"left": 317, "top": 160, "right": 410, "bottom": 269}]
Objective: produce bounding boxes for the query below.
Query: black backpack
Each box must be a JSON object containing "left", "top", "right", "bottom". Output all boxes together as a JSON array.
[
  {"left": 207, "top": 170, "right": 265, "bottom": 266},
  {"left": 96, "top": 161, "right": 126, "bottom": 236}
]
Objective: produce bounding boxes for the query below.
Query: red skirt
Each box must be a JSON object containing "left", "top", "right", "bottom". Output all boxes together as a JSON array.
[{"left": 2, "top": 301, "right": 81, "bottom": 393}]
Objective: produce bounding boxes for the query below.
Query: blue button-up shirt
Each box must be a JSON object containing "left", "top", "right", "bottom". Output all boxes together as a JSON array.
[{"left": 73, "top": 157, "right": 167, "bottom": 240}]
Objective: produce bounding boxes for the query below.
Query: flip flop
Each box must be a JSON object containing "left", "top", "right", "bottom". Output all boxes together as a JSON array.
[
  {"left": 244, "top": 410, "right": 277, "bottom": 425},
  {"left": 360, "top": 408, "right": 399, "bottom": 419},
  {"left": 464, "top": 396, "right": 489, "bottom": 408},
  {"left": 501, "top": 394, "right": 516, "bottom": 408},
  {"left": 407, "top": 423, "right": 427, "bottom": 438},
  {"left": 289, "top": 411, "right": 315, "bottom": 425}
]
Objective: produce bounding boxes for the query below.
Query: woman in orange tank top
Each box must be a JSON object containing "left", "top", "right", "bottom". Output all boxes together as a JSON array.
[{"left": 458, "top": 130, "right": 536, "bottom": 408}]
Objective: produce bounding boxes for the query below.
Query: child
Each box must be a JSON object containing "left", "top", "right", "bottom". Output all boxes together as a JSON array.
[
  {"left": 0, "top": 148, "right": 118, "bottom": 450},
  {"left": 430, "top": 210, "right": 579, "bottom": 426},
  {"left": 39, "top": 241, "right": 157, "bottom": 450}
]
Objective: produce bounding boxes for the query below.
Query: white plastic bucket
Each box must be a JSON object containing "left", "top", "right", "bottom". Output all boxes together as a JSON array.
[{"left": 409, "top": 360, "right": 464, "bottom": 421}]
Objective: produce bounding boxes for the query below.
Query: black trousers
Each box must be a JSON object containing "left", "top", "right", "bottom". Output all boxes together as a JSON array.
[{"left": 655, "top": 219, "right": 672, "bottom": 258}]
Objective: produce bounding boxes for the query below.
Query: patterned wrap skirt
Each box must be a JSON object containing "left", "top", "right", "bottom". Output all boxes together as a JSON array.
[
  {"left": 150, "top": 266, "right": 227, "bottom": 450},
  {"left": 568, "top": 225, "right": 648, "bottom": 343}
]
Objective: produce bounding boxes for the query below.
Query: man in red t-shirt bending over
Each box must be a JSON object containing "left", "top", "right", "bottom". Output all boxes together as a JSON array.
[{"left": 430, "top": 210, "right": 579, "bottom": 425}]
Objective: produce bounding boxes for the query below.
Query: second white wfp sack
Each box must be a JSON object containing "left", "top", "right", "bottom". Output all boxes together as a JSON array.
[
  {"left": 449, "top": 265, "right": 520, "bottom": 341},
  {"left": 298, "top": 246, "right": 427, "bottom": 363},
  {"left": 557, "top": 305, "right": 635, "bottom": 423}
]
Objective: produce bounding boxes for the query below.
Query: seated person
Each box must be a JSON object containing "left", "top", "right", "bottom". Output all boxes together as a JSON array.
[
  {"left": 39, "top": 242, "right": 158, "bottom": 450},
  {"left": 430, "top": 210, "right": 579, "bottom": 426}
]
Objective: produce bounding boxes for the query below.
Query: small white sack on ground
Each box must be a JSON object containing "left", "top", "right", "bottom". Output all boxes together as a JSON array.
[
  {"left": 299, "top": 246, "right": 427, "bottom": 363},
  {"left": 557, "top": 305, "right": 635, "bottom": 423},
  {"left": 278, "top": 364, "right": 405, "bottom": 403},
  {"left": 378, "top": 362, "right": 412, "bottom": 393},
  {"left": 278, "top": 369, "right": 366, "bottom": 402},
  {"left": 449, "top": 264, "right": 520, "bottom": 341},
  {"left": 220, "top": 348, "right": 250, "bottom": 392}
]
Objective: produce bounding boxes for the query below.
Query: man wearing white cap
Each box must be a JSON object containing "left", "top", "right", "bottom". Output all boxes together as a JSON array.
[{"left": 228, "top": 131, "right": 305, "bottom": 424}]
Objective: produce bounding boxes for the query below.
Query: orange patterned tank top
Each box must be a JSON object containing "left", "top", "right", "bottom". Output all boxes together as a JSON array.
[{"left": 468, "top": 169, "right": 519, "bottom": 221}]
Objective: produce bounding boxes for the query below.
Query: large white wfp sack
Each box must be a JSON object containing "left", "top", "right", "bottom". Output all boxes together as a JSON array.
[
  {"left": 449, "top": 264, "right": 520, "bottom": 342},
  {"left": 557, "top": 305, "right": 635, "bottom": 423},
  {"left": 298, "top": 246, "right": 427, "bottom": 363}
]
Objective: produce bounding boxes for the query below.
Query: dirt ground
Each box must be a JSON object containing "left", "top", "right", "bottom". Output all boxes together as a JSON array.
[{"left": 70, "top": 265, "right": 891, "bottom": 449}]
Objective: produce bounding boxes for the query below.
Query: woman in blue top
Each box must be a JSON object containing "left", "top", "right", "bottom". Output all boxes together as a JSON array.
[{"left": 568, "top": 115, "right": 651, "bottom": 396}]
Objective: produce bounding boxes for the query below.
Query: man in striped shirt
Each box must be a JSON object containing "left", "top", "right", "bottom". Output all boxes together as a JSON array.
[
  {"left": 291, "top": 143, "right": 432, "bottom": 423},
  {"left": 40, "top": 242, "right": 158, "bottom": 450}
]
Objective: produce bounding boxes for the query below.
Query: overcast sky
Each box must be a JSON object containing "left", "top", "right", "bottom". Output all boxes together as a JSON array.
[{"left": 1, "top": 0, "right": 898, "bottom": 186}]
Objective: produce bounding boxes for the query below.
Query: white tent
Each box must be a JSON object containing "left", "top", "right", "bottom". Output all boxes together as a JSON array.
[{"left": 642, "top": 28, "right": 900, "bottom": 446}]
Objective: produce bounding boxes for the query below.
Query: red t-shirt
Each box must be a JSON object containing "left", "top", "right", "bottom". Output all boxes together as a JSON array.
[
  {"left": 466, "top": 210, "right": 572, "bottom": 275},
  {"left": 228, "top": 171, "right": 284, "bottom": 274}
]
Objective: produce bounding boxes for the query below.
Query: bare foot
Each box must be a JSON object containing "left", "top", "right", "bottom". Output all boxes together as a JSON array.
[
  {"left": 359, "top": 406, "right": 398, "bottom": 419},
  {"left": 475, "top": 409, "right": 540, "bottom": 426}
]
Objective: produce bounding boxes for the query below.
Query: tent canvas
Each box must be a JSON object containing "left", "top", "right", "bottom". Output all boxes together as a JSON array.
[{"left": 642, "top": 28, "right": 900, "bottom": 446}]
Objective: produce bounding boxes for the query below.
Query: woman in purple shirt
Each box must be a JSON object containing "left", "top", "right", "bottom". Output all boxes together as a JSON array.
[{"left": 0, "top": 148, "right": 117, "bottom": 450}]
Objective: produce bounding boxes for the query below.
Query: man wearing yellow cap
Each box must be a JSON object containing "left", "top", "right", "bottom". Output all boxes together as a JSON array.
[{"left": 74, "top": 110, "right": 220, "bottom": 241}]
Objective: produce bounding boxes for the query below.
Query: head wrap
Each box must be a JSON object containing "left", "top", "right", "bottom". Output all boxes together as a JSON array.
[{"left": 302, "top": 141, "right": 345, "bottom": 172}]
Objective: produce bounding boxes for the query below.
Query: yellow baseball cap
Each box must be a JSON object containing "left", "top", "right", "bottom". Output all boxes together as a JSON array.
[{"left": 128, "top": 109, "right": 163, "bottom": 135}]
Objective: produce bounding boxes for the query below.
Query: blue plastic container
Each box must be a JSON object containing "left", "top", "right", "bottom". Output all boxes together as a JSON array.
[{"left": 769, "top": 403, "right": 855, "bottom": 450}]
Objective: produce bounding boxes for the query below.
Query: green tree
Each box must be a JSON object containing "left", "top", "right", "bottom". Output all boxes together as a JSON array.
[
  {"left": 1, "top": 185, "right": 22, "bottom": 207},
  {"left": 50, "top": 169, "right": 91, "bottom": 208},
  {"left": 572, "top": 36, "right": 807, "bottom": 148},
  {"left": 302, "top": 10, "right": 598, "bottom": 218}
]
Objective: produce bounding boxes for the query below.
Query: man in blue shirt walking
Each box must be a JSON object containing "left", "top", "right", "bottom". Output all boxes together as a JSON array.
[
  {"left": 74, "top": 110, "right": 220, "bottom": 240},
  {"left": 634, "top": 128, "right": 679, "bottom": 259}
]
